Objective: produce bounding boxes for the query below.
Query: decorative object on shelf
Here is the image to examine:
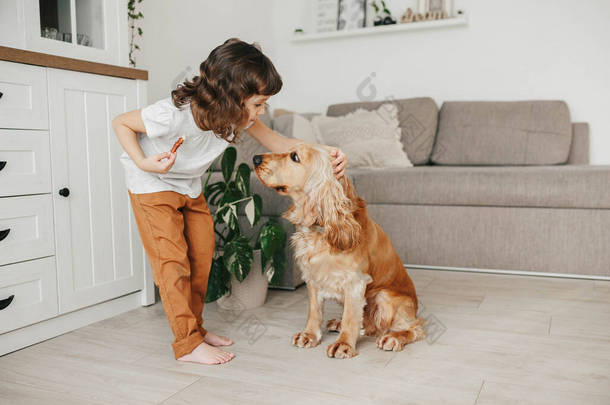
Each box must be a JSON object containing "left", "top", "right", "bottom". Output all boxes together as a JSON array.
[
  {"left": 41, "top": 27, "right": 59, "bottom": 40},
  {"left": 203, "top": 147, "right": 287, "bottom": 305},
  {"left": 62, "top": 33, "right": 72, "bottom": 43},
  {"left": 401, "top": 0, "right": 454, "bottom": 23},
  {"left": 127, "top": 0, "right": 144, "bottom": 67},
  {"left": 338, "top": 0, "right": 366, "bottom": 30},
  {"left": 371, "top": 0, "right": 396, "bottom": 26},
  {"left": 76, "top": 33, "right": 90, "bottom": 47},
  {"left": 315, "top": 0, "right": 339, "bottom": 33},
  {"left": 427, "top": 0, "right": 453, "bottom": 16}
]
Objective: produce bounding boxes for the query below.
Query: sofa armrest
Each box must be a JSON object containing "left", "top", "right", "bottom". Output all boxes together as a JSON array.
[{"left": 568, "top": 122, "right": 590, "bottom": 164}]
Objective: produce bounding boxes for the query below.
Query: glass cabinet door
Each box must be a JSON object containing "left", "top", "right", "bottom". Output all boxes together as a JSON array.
[
  {"left": 38, "top": 0, "right": 105, "bottom": 49},
  {"left": 75, "top": 0, "right": 105, "bottom": 49},
  {"left": 25, "top": 0, "right": 124, "bottom": 66},
  {"left": 39, "top": 0, "right": 73, "bottom": 44}
]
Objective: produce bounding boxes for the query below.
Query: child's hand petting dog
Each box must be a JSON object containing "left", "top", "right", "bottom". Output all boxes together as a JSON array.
[{"left": 327, "top": 147, "right": 347, "bottom": 179}]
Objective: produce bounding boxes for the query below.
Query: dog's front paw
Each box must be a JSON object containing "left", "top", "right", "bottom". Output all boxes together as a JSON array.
[
  {"left": 326, "top": 318, "right": 341, "bottom": 332},
  {"left": 292, "top": 331, "right": 320, "bottom": 348},
  {"left": 326, "top": 341, "right": 357, "bottom": 359},
  {"left": 377, "top": 334, "right": 406, "bottom": 352}
]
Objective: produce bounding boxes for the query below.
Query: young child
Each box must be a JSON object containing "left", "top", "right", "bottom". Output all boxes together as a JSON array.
[{"left": 112, "top": 38, "right": 346, "bottom": 365}]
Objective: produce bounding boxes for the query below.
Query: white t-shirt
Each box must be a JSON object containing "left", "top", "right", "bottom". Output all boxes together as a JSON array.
[{"left": 120, "top": 97, "right": 232, "bottom": 198}]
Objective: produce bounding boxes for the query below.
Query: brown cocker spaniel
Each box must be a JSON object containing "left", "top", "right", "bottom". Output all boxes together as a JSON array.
[{"left": 253, "top": 143, "right": 425, "bottom": 359}]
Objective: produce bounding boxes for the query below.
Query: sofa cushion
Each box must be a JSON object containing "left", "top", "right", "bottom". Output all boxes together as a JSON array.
[
  {"left": 568, "top": 123, "right": 589, "bottom": 164},
  {"left": 350, "top": 165, "right": 610, "bottom": 209},
  {"left": 272, "top": 113, "right": 318, "bottom": 143},
  {"left": 312, "top": 104, "right": 413, "bottom": 169},
  {"left": 326, "top": 97, "right": 438, "bottom": 165},
  {"left": 431, "top": 101, "right": 572, "bottom": 165}
]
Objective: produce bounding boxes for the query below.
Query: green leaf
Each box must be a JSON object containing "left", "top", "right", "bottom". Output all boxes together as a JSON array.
[
  {"left": 218, "top": 187, "right": 242, "bottom": 207},
  {"left": 225, "top": 227, "right": 239, "bottom": 244},
  {"left": 205, "top": 257, "right": 230, "bottom": 303},
  {"left": 235, "top": 163, "right": 250, "bottom": 196},
  {"left": 227, "top": 205, "right": 239, "bottom": 233},
  {"left": 223, "top": 236, "right": 253, "bottom": 282},
  {"left": 259, "top": 220, "right": 287, "bottom": 285},
  {"left": 261, "top": 245, "right": 286, "bottom": 286},
  {"left": 260, "top": 220, "right": 286, "bottom": 259},
  {"left": 204, "top": 181, "right": 224, "bottom": 201},
  {"left": 221, "top": 205, "right": 233, "bottom": 224},
  {"left": 270, "top": 249, "right": 286, "bottom": 285},
  {"left": 221, "top": 147, "right": 237, "bottom": 182},
  {"left": 252, "top": 194, "right": 262, "bottom": 226},
  {"left": 137, "top": 27, "right": 143, "bottom": 35},
  {"left": 244, "top": 198, "right": 255, "bottom": 227}
]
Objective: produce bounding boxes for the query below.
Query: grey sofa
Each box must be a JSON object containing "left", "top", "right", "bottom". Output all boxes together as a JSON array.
[{"left": 208, "top": 98, "right": 609, "bottom": 289}]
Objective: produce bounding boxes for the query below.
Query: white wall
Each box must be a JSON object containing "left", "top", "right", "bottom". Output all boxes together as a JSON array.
[
  {"left": 138, "top": 0, "right": 275, "bottom": 104},
  {"left": 139, "top": 0, "right": 610, "bottom": 163}
]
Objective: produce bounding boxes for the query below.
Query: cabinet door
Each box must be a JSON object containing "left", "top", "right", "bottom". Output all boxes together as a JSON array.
[
  {"left": 48, "top": 68, "right": 144, "bottom": 314},
  {"left": 0, "top": 61, "right": 49, "bottom": 129}
]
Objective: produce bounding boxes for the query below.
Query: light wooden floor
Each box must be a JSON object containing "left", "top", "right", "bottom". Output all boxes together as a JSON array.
[{"left": 1, "top": 268, "right": 609, "bottom": 405}]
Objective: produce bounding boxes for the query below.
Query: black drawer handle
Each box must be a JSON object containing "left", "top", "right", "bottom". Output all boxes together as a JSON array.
[
  {"left": 0, "top": 161, "right": 5, "bottom": 171},
  {"left": 0, "top": 91, "right": 3, "bottom": 99},
  {"left": 59, "top": 187, "right": 70, "bottom": 197},
  {"left": 0, "top": 228, "right": 9, "bottom": 242},
  {"left": 0, "top": 295, "right": 14, "bottom": 310}
]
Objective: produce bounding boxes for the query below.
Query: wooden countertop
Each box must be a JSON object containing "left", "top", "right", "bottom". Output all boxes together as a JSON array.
[{"left": 0, "top": 46, "right": 148, "bottom": 80}]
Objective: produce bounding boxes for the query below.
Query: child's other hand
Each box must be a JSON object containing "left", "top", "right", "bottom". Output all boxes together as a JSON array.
[{"left": 138, "top": 152, "right": 177, "bottom": 174}]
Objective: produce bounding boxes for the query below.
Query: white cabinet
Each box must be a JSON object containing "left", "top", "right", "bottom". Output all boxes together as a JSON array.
[
  {"left": 47, "top": 68, "right": 144, "bottom": 313},
  {"left": 0, "top": 59, "right": 149, "bottom": 354}
]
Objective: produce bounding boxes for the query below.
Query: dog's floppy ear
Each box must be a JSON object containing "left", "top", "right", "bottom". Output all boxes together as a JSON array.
[{"left": 319, "top": 176, "right": 361, "bottom": 251}]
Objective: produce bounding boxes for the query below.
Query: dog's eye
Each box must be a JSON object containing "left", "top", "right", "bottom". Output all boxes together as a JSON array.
[{"left": 290, "top": 152, "right": 300, "bottom": 163}]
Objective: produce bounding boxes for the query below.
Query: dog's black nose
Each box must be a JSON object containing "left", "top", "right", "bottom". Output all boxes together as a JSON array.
[{"left": 253, "top": 155, "right": 262, "bottom": 167}]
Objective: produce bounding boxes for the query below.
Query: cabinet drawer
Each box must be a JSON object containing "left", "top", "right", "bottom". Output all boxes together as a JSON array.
[
  {"left": 0, "top": 257, "right": 58, "bottom": 334},
  {"left": 0, "top": 60, "right": 48, "bottom": 130},
  {"left": 0, "top": 129, "right": 52, "bottom": 196},
  {"left": 0, "top": 194, "right": 55, "bottom": 266}
]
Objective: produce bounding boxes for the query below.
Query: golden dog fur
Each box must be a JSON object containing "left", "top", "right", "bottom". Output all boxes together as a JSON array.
[{"left": 253, "top": 143, "right": 425, "bottom": 358}]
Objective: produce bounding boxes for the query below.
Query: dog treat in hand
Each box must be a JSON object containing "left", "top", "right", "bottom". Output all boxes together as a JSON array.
[{"left": 171, "top": 136, "right": 184, "bottom": 153}]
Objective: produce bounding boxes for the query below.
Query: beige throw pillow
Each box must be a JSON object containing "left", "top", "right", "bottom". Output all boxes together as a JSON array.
[{"left": 311, "top": 103, "right": 412, "bottom": 169}]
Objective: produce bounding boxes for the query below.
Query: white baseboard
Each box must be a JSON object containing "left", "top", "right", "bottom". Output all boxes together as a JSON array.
[
  {"left": 406, "top": 263, "right": 610, "bottom": 281},
  {"left": 1, "top": 291, "right": 144, "bottom": 356}
]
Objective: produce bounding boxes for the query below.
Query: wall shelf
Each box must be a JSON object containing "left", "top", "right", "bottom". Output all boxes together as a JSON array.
[{"left": 291, "top": 16, "right": 468, "bottom": 43}]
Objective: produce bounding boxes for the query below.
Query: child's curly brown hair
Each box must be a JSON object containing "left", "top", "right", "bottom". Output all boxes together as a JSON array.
[{"left": 171, "top": 38, "right": 282, "bottom": 143}]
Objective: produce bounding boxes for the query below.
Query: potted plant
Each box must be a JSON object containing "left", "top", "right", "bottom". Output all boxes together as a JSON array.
[
  {"left": 371, "top": 0, "right": 397, "bottom": 25},
  {"left": 202, "top": 146, "right": 287, "bottom": 309}
]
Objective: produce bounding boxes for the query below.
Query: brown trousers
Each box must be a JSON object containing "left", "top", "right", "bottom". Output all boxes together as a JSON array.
[{"left": 128, "top": 190, "right": 215, "bottom": 359}]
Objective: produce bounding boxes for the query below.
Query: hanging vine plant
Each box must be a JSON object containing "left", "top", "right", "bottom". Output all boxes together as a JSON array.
[{"left": 127, "top": 0, "right": 144, "bottom": 67}]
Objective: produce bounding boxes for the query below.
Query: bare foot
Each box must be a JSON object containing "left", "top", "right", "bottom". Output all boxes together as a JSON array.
[
  {"left": 204, "top": 331, "right": 233, "bottom": 347},
  {"left": 177, "top": 341, "right": 235, "bottom": 365}
]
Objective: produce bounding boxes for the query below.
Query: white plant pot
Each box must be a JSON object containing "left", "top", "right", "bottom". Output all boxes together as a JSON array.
[{"left": 217, "top": 249, "right": 268, "bottom": 310}]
